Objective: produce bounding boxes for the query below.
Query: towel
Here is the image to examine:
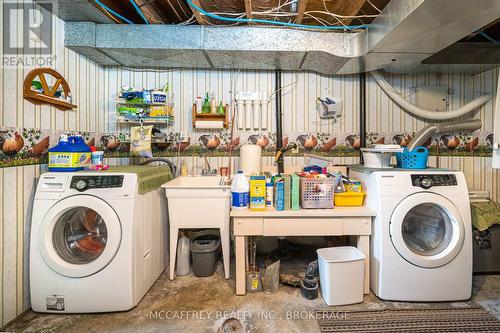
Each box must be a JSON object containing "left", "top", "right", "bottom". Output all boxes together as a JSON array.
[
  {"left": 102, "top": 165, "right": 172, "bottom": 194},
  {"left": 471, "top": 202, "right": 500, "bottom": 232}
]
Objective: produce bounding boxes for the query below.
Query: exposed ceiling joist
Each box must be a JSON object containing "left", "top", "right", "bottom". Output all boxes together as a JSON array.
[
  {"left": 343, "top": 0, "right": 369, "bottom": 25},
  {"left": 188, "top": 0, "right": 206, "bottom": 24},
  {"left": 245, "top": 0, "right": 252, "bottom": 20},
  {"left": 295, "top": 0, "right": 308, "bottom": 24}
]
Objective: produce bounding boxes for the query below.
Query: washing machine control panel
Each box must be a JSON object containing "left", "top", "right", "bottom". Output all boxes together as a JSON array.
[
  {"left": 70, "top": 175, "right": 124, "bottom": 191},
  {"left": 411, "top": 174, "right": 457, "bottom": 189}
]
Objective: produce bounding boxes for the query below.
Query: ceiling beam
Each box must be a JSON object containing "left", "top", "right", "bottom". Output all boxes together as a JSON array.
[
  {"left": 295, "top": 0, "right": 308, "bottom": 24},
  {"left": 244, "top": 0, "right": 252, "bottom": 20},
  {"left": 343, "top": 0, "right": 367, "bottom": 25},
  {"left": 188, "top": 0, "right": 205, "bottom": 24}
]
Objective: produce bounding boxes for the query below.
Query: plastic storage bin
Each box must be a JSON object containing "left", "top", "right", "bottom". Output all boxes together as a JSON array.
[
  {"left": 317, "top": 246, "right": 365, "bottom": 305},
  {"left": 396, "top": 146, "right": 429, "bottom": 169},
  {"left": 334, "top": 192, "right": 365, "bottom": 207},
  {"left": 300, "top": 177, "right": 335, "bottom": 209},
  {"left": 191, "top": 238, "right": 220, "bottom": 277}
]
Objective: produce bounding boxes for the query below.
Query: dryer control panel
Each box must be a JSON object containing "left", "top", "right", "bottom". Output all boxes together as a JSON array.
[
  {"left": 411, "top": 174, "right": 457, "bottom": 189},
  {"left": 70, "top": 175, "right": 124, "bottom": 192}
]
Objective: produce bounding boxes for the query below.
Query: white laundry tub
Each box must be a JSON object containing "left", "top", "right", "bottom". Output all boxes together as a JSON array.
[{"left": 162, "top": 176, "right": 231, "bottom": 279}]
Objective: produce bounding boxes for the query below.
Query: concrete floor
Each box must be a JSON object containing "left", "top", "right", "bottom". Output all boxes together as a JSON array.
[{"left": 4, "top": 264, "right": 500, "bottom": 333}]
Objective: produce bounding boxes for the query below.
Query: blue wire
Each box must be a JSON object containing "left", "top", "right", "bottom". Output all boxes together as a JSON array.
[
  {"left": 478, "top": 31, "right": 500, "bottom": 45},
  {"left": 94, "top": 0, "right": 134, "bottom": 24},
  {"left": 186, "top": 0, "right": 367, "bottom": 30},
  {"left": 129, "top": 0, "right": 150, "bottom": 24}
]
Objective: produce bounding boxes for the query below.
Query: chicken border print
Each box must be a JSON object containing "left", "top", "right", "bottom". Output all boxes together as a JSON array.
[{"left": 0, "top": 127, "right": 496, "bottom": 168}]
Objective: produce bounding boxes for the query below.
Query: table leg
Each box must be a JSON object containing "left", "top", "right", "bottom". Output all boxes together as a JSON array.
[
  {"left": 357, "top": 235, "right": 370, "bottom": 294},
  {"left": 169, "top": 227, "right": 179, "bottom": 280},
  {"left": 235, "top": 235, "right": 246, "bottom": 295}
]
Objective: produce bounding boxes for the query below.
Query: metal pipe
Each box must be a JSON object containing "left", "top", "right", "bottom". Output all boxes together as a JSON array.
[
  {"left": 359, "top": 72, "right": 367, "bottom": 163},
  {"left": 408, "top": 119, "right": 482, "bottom": 151},
  {"left": 275, "top": 70, "right": 284, "bottom": 174}
]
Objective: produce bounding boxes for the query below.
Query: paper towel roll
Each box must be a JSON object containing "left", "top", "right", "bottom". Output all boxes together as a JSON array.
[
  {"left": 194, "top": 120, "right": 224, "bottom": 129},
  {"left": 240, "top": 144, "right": 262, "bottom": 175}
]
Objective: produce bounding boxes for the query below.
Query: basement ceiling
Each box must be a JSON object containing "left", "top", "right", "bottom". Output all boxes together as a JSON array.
[{"left": 41, "top": 0, "right": 500, "bottom": 75}]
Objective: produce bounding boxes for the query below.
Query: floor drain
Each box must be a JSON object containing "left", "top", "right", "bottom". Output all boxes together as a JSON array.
[{"left": 221, "top": 318, "right": 244, "bottom": 333}]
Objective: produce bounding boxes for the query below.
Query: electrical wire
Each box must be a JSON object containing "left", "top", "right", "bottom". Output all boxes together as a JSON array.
[
  {"left": 478, "top": 31, "right": 500, "bottom": 45},
  {"left": 93, "top": 0, "right": 134, "bottom": 24},
  {"left": 185, "top": 0, "right": 367, "bottom": 30},
  {"left": 129, "top": 0, "right": 150, "bottom": 24},
  {"left": 366, "top": 0, "right": 382, "bottom": 13}
]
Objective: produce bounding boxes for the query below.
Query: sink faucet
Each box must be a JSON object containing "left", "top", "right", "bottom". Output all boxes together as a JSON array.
[
  {"left": 198, "top": 154, "right": 217, "bottom": 176},
  {"left": 199, "top": 154, "right": 211, "bottom": 171}
]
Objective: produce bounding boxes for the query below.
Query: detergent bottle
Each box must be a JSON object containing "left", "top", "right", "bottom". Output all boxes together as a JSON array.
[
  {"left": 48, "top": 135, "right": 91, "bottom": 172},
  {"left": 231, "top": 171, "right": 249, "bottom": 210}
]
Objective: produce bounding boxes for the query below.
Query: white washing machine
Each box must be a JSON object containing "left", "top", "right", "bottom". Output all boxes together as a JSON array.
[
  {"left": 350, "top": 166, "right": 472, "bottom": 302},
  {"left": 30, "top": 172, "right": 168, "bottom": 313}
]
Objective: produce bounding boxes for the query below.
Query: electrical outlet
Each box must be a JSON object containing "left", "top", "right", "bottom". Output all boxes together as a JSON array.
[{"left": 180, "top": 131, "right": 188, "bottom": 142}]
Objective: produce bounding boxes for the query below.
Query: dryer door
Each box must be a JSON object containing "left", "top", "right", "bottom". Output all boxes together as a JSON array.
[
  {"left": 390, "top": 192, "right": 465, "bottom": 268},
  {"left": 38, "top": 195, "right": 122, "bottom": 277}
]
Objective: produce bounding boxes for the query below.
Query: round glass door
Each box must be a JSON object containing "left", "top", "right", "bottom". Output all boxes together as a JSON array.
[
  {"left": 390, "top": 193, "right": 465, "bottom": 268},
  {"left": 39, "top": 195, "right": 121, "bottom": 278},
  {"left": 52, "top": 207, "right": 108, "bottom": 264},
  {"left": 401, "top": 203, "right": 453, "bottom": 256}
]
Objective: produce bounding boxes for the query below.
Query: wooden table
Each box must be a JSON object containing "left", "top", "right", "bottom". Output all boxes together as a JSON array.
[{"left": 230, "top": 207, "right": 376, "bottom": 295}]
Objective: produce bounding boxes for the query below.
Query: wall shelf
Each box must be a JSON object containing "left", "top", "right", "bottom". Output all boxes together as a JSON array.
[
  {"left": 23, "top": 67, "right": 77, "bottom": 111},
  {"left": 192, "top": 104, "right": 229, "bottom": 128}
]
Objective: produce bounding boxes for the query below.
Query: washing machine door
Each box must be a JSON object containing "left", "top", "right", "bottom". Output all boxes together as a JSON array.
[
  {"left": 390, "top": 192, "right": 465, "bottom": 268},
  {"left": 38, "top": 195, "right": 122, "bottom": 278}
]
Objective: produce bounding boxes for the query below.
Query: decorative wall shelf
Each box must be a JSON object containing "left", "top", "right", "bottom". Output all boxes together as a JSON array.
[
  {"left": 192, "top": 104, "right": 229, "bottom": 128},
  {"left": 23, "top": 68, "right": 77, "bottom": 110}
]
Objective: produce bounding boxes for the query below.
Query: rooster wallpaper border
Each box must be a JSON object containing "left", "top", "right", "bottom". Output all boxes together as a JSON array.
[{"left": 0, "top": 126, "right": 495, "bottom": 168}]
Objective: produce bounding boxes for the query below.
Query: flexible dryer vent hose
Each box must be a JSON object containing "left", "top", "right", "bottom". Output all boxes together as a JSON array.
[{"left": 370, "top": 71, "right": 491, "bottom": 121}]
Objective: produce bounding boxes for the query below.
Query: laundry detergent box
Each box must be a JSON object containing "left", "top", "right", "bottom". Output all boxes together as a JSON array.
[
  {"left": 274, "top": 177, "right": 285, "bottom": 211},
  {"left": 250, "top": 176, "right": 266, "bottom": 210},
  {"left": 290, "top": 173, "right": 300, "bottom": 211}
]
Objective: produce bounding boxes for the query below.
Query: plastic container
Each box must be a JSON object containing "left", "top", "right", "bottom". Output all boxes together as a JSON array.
[
  {"left": 334, "top": 192, "right": 365, "bottom": 207},
  {"left": 176, "top": 236, "right": 191, "bottom": 276},
  {"left": 300, "top": 177, "right": 335, "bottom": 209},
  {"left": 240, "top": 144, "right": 262, "bottom": 176},
  {"left": 396, "top": 146, "right": 429, "bottom": 169},
  {"left": 317, "top": 246, "right": 365, "bottom": 306},
  {"left": 361, "top": 150, "right": 393, "bottom": 168},
  {"left": 231, "top": 171, "right": 250, "bottom": 210},
  {"left": 91, "top": 149, "right": 104, "bottom": 165},
  {"left": 191, "top": 238, "right": 220, "bottom": 277},
  {"left": 48, "top": 135, "right": 91, "bottom": 172}
]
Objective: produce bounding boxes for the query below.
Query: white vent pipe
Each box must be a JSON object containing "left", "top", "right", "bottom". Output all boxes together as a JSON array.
[{"left": 370, "top": 70, "right": 490, "bottom": 121}]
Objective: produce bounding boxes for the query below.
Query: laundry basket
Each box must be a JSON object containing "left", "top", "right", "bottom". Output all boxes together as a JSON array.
[
  {"left": 396, "top": 146, "right": 429, "bottom": 169},
  {"left": 300, "top": 177, "right": 335, "bottom": 209}
]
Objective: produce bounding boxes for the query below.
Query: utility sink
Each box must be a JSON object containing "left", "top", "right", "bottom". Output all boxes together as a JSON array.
[
  {"left": 162, "top": 175, "right": 231, "bottom": 279},
  {"left": 162, "top": 176, "right": 230, "bottom": 189}
]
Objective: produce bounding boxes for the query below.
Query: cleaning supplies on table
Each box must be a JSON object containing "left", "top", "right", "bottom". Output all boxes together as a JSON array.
[
  {"left": 274, "top": 177, "right": 285, "bottom": 211},
  {"left": 231, "top": 171, "right": 250, "bottom": 210},
  {"left": 48, "top": 135, "right": 91, "bottom": 172},
  {"left": 290, "top": 173, "right": 300, "bottom": 211},
  {"left": 265, "top": 177, "right": 274, "bottom": 207},
  {"left": 250, "top": 176, "right": 266, "bottom": 211},
  {"left": 333, "top": 173, "right": 365, "bottom": 206}
]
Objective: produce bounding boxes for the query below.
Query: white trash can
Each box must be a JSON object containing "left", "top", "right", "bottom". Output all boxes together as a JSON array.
[{"left": 317, "top": 246, "right": 365, "bottom": 306}]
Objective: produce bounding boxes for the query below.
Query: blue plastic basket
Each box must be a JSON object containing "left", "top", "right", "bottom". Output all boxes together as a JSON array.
[{"left": 396, "top": 146, "right": 429, "bottom": 169}]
